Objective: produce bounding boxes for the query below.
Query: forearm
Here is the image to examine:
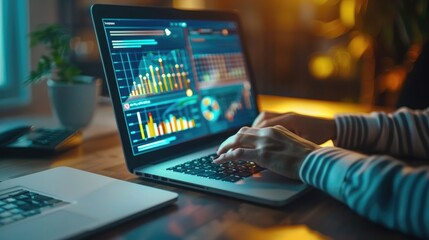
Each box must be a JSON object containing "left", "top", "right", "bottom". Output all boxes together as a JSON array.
[
  {"left": 334, "top": 107, "right": 429, "bottom": 159},
  {"left": 299, "top": 147, "right": 429, "bottom": 239}
]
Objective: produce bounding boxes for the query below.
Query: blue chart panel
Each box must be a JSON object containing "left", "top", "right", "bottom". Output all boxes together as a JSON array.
[
  {"left": 194, "top": 52, "right": 247, "bottom": 84},
  {"left": 125, "top": 97, "right": 203, "bottom": 154},
  {"left": 200, "top": 83, "right": 254, "bottom": 133},
  {"left": 111, "top": 49, "right": 196, "bottom": 103}
]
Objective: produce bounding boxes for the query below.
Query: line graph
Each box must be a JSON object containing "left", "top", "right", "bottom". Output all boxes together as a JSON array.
[{"left": 112, "top": 49, "right": 195, "bottom": 102}]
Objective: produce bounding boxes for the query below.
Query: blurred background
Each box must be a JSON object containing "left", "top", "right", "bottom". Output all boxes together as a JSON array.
[{"left": 1, "top": 0, "right": 428, "bottom": 117}]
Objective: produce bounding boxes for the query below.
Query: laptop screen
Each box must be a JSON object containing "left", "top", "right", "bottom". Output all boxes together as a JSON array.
[{"left": 102, "top": 18, "right": 258, "bottom": 156}]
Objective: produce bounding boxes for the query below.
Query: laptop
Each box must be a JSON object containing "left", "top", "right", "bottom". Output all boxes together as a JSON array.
[
  {"left": 91, "top": 4, "right": 308, "bottom": 206},
  {"left": 0, "top": 167, "right": 177, "bottom": 240}
]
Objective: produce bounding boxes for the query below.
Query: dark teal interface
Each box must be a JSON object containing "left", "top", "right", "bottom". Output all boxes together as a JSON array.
[{"left": 102, "top": 18, "right": 257, "bottom": 156}]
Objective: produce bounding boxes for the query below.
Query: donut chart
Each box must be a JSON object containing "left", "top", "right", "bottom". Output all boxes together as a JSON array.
[{"left": 201, "top": 96, "right": 221, "bottom": 122}]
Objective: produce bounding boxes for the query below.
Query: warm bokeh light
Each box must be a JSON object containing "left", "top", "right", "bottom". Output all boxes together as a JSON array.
[
  {"left": 312, "top": 0, "right": 362, "bottom": 39},
  {"left": 309, "top": 55, "right": 335, "bottom": 79},
  {"left": 348, "top": 34, "right": 370, "bottom": 58},
  {"left": 340, "top": 0, "right": 356, "bottom": 27},
  {"left": 380, "top": 67, "right": 406, "bottom": 92},
  {"left": 172, "top": 0, "right": 206, "bottom": 9}
]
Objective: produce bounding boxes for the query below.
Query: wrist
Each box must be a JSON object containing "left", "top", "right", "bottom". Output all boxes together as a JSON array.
[
  {"left": 328, "top": 119, "right": 337, "bottom": 141},
  {"left": 296, "top": 143, "right": 320, "bottom": 178}
]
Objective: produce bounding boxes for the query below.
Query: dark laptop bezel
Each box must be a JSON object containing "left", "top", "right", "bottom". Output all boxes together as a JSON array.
[{"left": 91, "top": 4, "right": 260, "bottom": 172}]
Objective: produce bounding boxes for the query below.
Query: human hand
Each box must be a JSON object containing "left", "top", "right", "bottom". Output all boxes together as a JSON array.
[
  {"left": 214, "top": 125, "right": 320, "bottom": 180},
  {"left": 252, "top": 111, "right": 336, "bottom": 144}
]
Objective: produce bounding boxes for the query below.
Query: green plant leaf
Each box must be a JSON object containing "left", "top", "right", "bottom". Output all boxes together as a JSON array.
[
  {"left": 27, "top": 24, "right": 81, "bottom": 84},
  {"left": 25, "top": 55, "right": 52, "bottom": 84}
]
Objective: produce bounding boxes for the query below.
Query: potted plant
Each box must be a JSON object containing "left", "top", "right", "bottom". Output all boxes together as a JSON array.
[{"left": 27, "top": 24, "right": 100, "bottom": 129}]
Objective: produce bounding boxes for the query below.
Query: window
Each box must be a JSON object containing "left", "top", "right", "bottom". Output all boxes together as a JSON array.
[
  {"left": 0, "top": 0, "right": 29, "bottom": 108},
  {"left": 0, "top": 0, "right": 4, "bottom": 88}
]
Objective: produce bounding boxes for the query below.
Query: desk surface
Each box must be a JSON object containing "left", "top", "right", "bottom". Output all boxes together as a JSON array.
[{"left": 0, "top": 96, "right": 412, "bottom": 240}]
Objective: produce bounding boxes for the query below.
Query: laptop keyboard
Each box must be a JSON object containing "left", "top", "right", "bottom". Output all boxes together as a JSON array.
[
  {"left": 0, "top": 188, "right": 68, "bottom": 227},
  {"left": 167, "top": 154, "right": 264, "bottom": 183}
]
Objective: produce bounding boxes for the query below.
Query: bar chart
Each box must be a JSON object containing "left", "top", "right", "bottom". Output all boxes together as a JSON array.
[
  {"left": 111, "top": 49, "right": 195, "bottom": 103},
  {"left": 126, "top": 98, "right": 201, "bottom": 144},
  {"left": 136, "top": 111, "right": 196, "bottom": 140}
]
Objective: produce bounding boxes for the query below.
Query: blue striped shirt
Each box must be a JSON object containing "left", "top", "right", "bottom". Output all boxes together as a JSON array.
[{"left": 299, "top": 108, "right": 429, "bottom": 238}]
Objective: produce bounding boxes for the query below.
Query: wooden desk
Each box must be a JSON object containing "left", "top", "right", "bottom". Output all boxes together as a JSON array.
[
  {"left": 257, "top": 95, "right": 391, "bottom": 117},
  {"left": 0, "top": 96, "right": 412, "bottom": 240}
]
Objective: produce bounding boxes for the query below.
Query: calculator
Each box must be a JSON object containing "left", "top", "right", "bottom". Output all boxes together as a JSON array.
[{"left": 0, "top": 126, "right": 82, "bottom": 157}]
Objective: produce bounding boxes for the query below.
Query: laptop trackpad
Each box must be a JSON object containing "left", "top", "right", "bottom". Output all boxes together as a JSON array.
[{"left": 1, "top": 210, "right": 96, "bottom": 240}]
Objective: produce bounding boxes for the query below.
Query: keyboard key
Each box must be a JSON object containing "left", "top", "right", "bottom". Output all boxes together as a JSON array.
[
  {"left": 221, "top": 176, "right": 242, "bottom": 182},
  {"left": 167, "top": 153, "right": 264, "bottom": 182},
  {"left": 0, "top": 188, "right": 68, "bottom": 227},
  {"left": 196, "top": 171, "right": 217, "bottom": 178},
  {"left": 5, "top": 198, "right": 16, "bottom": 203},
  {"left": 0, "top": 211, "right": 12, "bottom": 218},
  {"left": 3, "top": 204, "right": 17, "bottom": 210}
]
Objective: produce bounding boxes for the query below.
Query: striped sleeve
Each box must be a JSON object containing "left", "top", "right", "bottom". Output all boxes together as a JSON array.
[
  {"left": 334, "top": 107, "right": 429, "bottom": 159},
  {"left": 299, "top": 147, "right": 429, "bottom": 239}
]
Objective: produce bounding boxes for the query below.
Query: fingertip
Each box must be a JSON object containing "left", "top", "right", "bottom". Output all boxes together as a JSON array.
[
  {"left": 213, "top": 154, "right": 225, "bottom": 164},
  {"left": 216, "top": 147, "right": 224, "bottom": 156}
]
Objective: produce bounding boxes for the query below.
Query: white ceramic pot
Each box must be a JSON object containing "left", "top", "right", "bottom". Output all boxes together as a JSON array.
[{"left": 47, "top": 76, "right": 101, "bottom": 130}]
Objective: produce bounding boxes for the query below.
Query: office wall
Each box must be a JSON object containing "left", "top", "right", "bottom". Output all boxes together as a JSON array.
[{"left": 27, "top": 0, "right": 59, "bottom": 115}]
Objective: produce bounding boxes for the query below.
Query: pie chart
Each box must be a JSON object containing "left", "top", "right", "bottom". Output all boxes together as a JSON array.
[{"left": 201, "top": 96, "right": 221, "bottom": 122}]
